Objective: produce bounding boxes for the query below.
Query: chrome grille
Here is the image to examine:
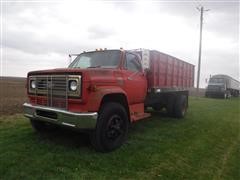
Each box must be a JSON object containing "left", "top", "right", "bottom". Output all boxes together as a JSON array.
[{"left": 35, "top": 75, "right": 68, "bottom": 109}]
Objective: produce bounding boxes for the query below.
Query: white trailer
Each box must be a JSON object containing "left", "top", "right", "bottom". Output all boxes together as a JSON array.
[{"left": 206, "top": 74, "right": 240, "bottom": 98}]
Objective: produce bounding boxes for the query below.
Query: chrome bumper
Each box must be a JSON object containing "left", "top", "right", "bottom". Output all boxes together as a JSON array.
[{"left": 23, "top": 103, "right": 98, "bottom": 129}]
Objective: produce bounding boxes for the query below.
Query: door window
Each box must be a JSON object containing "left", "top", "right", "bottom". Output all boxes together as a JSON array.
[{"left": 125, "top": 53, "right": 141, "bottom": 72}]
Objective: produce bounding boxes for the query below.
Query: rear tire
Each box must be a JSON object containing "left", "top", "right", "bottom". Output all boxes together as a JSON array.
[
  {"left": 152, "top": 104, "right": 163, "bottom": 111},
  {"left": 174, "top": 95, "right": 187, "bottom": 118},
  {"left": 90, "top": 102, "right": 129, "bottom": 152},
  {"left": 166, "top": 96, "right": 175, "bottom": 116},
  {"left": 223, "top": 92, "right": 227, "bottom": 99}
]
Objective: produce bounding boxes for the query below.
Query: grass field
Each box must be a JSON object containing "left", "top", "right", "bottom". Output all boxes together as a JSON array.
[{"left": 0, "top": 97, "right": 239, "bottom": 179}]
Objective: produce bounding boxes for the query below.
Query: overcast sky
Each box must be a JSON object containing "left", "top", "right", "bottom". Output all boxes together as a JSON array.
[{"left": 1, "top": 0, "right": 239, "bottom": 87}]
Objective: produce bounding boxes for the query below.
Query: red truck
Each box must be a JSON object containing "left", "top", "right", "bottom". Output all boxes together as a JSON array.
[{"left": 23, "top": 49, "right": 194, "bottom": 152}]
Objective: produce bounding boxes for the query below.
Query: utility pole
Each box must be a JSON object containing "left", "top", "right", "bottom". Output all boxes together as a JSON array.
[{"left": 196, "top": 6, "right": 209, "bottom": 96}]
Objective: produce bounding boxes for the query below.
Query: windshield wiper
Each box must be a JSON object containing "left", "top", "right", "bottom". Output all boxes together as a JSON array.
[{"left": 87, "top": 65, "right": 101, "bottom": 68}]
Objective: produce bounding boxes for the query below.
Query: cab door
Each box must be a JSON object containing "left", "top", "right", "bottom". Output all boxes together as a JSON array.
[{"left": 122, "top": 52, "right": 147, "bottom": 104}]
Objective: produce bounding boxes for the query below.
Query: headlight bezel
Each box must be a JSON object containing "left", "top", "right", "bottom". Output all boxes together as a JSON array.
[{"left": 68, "top": 75, "right": 81, "bottom": 97}]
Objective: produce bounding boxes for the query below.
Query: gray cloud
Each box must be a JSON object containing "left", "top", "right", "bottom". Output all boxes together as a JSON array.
[
  {"left": 88, "top": 25, "right": 115, "bottom": 39},
  {"left": 4, "top": 29, "right": 88, "bottom": 55},
  {"left": 158, "top": 1, "right": 239, "bottom": 39}
]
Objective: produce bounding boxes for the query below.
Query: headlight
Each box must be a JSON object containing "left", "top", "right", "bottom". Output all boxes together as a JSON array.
[
  {"left": 30, "top": 80, "right": 36, "bottom": 89},
  {"left": 69, "top": 80, "right": 78, "bottom": 91}
]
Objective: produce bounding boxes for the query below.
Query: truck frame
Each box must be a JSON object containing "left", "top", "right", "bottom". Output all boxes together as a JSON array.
[{"left": 23, "top": 49, "right": 194, "bottom": 152}]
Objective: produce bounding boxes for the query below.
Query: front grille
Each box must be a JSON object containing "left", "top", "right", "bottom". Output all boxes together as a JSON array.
[
  {"left": 29, "top": 74, "right": 81, "bottom": 109},
  {"left": 35, "top": 75, "right": 68, "bottom": 109},
  {"left": 207, "top": 85, "right": 220, "bottom": 91}
]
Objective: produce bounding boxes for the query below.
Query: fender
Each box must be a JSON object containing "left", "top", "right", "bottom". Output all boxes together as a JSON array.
[{"left": 86, "top": 86, "right": 128, "bottom": 112}]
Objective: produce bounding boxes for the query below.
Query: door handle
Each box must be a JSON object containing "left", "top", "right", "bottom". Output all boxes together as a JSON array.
[{"left": 127, "top": 71, "right": 139, "bottom": 80}]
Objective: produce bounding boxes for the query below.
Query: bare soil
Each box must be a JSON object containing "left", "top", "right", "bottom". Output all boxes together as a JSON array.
[{"left": 0, "top": 77, "right": 27, "bottom": 115}]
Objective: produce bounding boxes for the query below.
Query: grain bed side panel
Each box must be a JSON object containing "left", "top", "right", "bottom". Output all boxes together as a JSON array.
[{"left": 147, "top": 50, "right": 194, "bottom": 89}]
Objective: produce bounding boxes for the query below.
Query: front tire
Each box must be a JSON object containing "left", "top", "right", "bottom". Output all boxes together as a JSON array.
[{"left": 90, "top": 102, "right": 129, "bottom": 152}]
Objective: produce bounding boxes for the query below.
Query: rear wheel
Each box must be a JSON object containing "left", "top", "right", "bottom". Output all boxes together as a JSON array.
[
  {"left": 152, "top": 104, "right": 163, "bottom": 111},
  {"left": 166, "top": 96, "right": 175, "bottom": 116},
  {"left": 90, "top": 102, "right": 129, "bottom": 152},
  {"left": 223, "top": 92, "right": 227, "bottom": 99},
  {"left": 227, "top": 91, "right": 231, "bottom": 99},
  {"left": 174, "top": 95, "right": 187, "bottom": 118}
]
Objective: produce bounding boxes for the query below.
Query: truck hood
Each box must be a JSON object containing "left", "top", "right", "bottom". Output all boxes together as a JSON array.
[
  {"left": 27, "top": 68, "right": 119, "bottom": 84},
  {"left": 28, "top": 68, "right": 84, "bottom": 76}
]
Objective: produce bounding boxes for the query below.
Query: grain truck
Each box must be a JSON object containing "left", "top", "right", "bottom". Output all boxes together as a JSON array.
[
  {"left": 23, "top": 49, "right": 194, "bottom": 152},
  {"left": 205, "top": 74, "right": 240, "bottom": 98}
]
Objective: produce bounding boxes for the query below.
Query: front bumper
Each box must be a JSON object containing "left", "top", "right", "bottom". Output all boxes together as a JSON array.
[
  {"left": 205, "top": 91, "right": 224, "bottom": 97},
  {"left": 23, "top": 103, "right": 98, "bottom": 129}
]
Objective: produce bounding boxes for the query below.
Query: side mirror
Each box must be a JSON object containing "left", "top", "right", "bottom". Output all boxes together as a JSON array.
[{"left": 69, "top": 54, "right": 72, "bottom": 65}]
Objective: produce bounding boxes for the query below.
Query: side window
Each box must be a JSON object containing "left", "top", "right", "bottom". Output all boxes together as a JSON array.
[{"left": 125, "top": 53, "right": 141, "bottom": 72}]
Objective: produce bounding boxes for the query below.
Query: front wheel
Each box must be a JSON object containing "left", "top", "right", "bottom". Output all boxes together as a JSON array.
[{"left": 90, "top": 102, "right": 129, "bottom": 152}]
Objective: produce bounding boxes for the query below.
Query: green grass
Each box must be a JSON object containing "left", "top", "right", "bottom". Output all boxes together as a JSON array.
[{"left": 0, "top": 97, "right": 239, "bottom": 180}]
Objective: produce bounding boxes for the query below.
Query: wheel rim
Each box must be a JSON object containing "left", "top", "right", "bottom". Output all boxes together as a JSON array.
[{"left": 106, "top": 115, "right": 124, "bottom": 141}]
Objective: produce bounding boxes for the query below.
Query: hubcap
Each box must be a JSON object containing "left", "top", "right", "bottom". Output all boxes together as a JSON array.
[{"left": 106, "top": 115, "right": 124, "bottom": 141}]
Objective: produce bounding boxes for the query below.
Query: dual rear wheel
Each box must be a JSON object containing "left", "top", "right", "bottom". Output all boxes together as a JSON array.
[{"left": 153, "top": 95, "right": 188, "bottom": 118}]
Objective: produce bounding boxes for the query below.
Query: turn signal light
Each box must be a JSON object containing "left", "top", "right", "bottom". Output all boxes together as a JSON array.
[{"left": 88, "top": 84, "right": 98, "bottom": 92}]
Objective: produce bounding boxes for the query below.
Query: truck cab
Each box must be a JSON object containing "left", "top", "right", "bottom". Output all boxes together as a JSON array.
[
  {"left": 206, "top": 77, "right": 228, "bottom": 98},
  {"left": 23, "top": 49, "right": 149, "bottom": 152},
  {"left": 205, "top": 74, "right": 240, "bottom": 99}
]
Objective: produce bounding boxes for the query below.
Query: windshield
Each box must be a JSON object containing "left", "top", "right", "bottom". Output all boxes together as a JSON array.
[
  {"left": 69, "top": 50, "right": 121, "bottom": 69},
  {"left": 208, "top": 84, "right": 224, "bottom": 89},
  {"left": 209, "top": 78, "right": 224, "bottom": 84}
]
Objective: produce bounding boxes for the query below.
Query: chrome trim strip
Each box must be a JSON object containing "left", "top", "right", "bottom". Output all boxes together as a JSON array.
[
  {"left": 62, "top": 122, "right": 76, "bottom": 127},
  {"left": 23, "top": 103, "right": 98, "bottom": 129},
  {"left": 23, "top": 103, "right": 98, "bottom": 117},
  {"left": 24, "top": 114, "right": 34, "bottom": 118}
]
